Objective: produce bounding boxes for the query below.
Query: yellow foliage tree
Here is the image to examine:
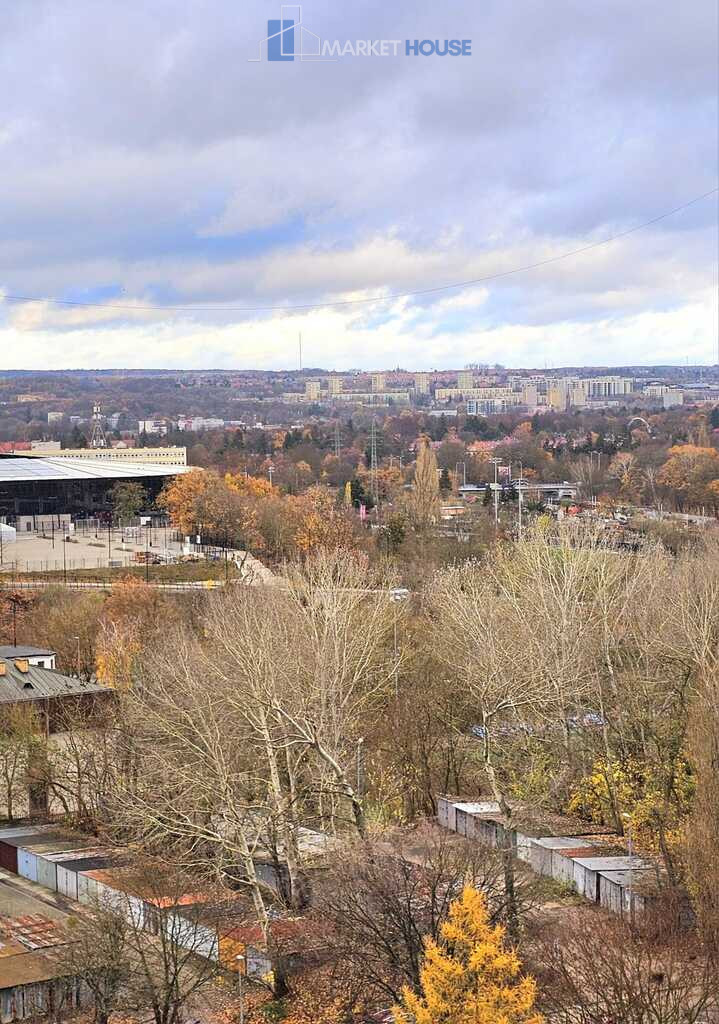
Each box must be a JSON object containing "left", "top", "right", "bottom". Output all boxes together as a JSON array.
[
  {"left": 225, "top": 472, "right": 275, "bottom": 498},
  {"left": 395, "top": 887, "right": 542, "bottom": 1024},
  {"left": 289, "top": 485, "right": 359, "bottom": 555},
  {"left": 657, "top": 444, "right": 719, "bottom": 509}
]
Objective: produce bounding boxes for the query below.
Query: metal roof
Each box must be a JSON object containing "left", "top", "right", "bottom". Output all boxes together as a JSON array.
[
  {"left": 0, "top": 830, "right": 91, "bottom": 851},
  {"left": 453, "top": 801, "right": 502, "bottom": 816},
  {"left": 0, "top": 646, "right": 55, "bottom": 659},
  {"left": 534, "top": 836, "right": 598, "bottom": 850},
  {"left": 0, "top": 658, "right": 110, "bottom": 704},
  {"left": 572, "top": 856, "right": 650, "bottom": 871},
  {"left": 0, "top": 456, "right": 191, "bottom": 483}
]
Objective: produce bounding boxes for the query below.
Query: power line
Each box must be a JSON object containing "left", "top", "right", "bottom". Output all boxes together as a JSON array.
[{"left": 1, "top": 187, "right": 716, "bottom": 315}]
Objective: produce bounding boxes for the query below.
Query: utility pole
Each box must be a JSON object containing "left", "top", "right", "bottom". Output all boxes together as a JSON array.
[{"left": 490, "top": 457, "right": 502, "bottom": 529}]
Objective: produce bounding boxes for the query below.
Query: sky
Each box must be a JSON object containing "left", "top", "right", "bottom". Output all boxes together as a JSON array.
[{"left": 0, "top": 0, "right": 717, "bottom": 371}]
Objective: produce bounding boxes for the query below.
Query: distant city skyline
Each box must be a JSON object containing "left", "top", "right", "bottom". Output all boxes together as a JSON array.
[{"left": 0, "top": 1, "right": 716, "bottom": 370}]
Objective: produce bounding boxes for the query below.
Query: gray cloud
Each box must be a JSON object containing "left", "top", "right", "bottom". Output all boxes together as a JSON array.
[{"left": 0, "top": 0, "right": 716, "bottom": 367}]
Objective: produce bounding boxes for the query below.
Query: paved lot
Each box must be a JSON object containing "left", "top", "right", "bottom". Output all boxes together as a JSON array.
[
  {"left": 0, "top": 524, "right": 183, "bottom": 572},
  {"left": 0, "top": 869, "right": 72, "bottom": 920}
]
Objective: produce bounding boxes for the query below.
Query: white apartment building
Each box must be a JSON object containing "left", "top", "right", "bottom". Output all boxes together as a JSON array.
[{"left": 138, "top": 418, "right": 169, "bottom": 436}]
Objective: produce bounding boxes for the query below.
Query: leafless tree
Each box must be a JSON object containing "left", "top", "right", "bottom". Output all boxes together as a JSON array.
[
  {"left": 315, "top": 824, "right": 538, "bottom": 1004},
  {"left": 532, "top": 907, "right": 719, "bottom": 1024}
]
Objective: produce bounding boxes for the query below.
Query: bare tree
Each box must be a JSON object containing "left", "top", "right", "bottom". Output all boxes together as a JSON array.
[
  {"left": 57, "top": 900, "right": 130, "bottom": 1024},
  {"left": 410, "top": 435, "right": 440, "bottom": 530},
  {"left": 429, "top": 549, "right": 560, "bottom": 942},
  {"left": 315, "top": 824, "right": 538, "bottom": 1004},
  {"left": 532, "top": 907, "right": 719, "bottom": 1024}
]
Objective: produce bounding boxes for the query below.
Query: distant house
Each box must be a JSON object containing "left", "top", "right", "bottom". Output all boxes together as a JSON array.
[
  {"left": 0, "top": 652, "right": 111, "bottom": 734},
  {"left": 0, "top": 646, "right": 57, "bottom": 670}
]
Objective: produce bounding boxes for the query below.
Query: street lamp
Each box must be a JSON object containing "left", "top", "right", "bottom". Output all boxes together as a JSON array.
[
  {"left": 622, "top": 812, "right": 635, "bottom": 931},
  {"left": 235, "top": 953, "right": 246, "bottom": 1024},
  {"left": 517, "top": 460, "right": 524, "bottom": 540},
  {"left": 73, "top": 635, "right": 80, "bottom": 678},
  {"left": 490, "top": 458, "right": 502, "bottom": 529}
]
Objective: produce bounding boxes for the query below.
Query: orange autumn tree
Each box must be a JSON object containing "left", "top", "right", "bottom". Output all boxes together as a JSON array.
[
  {"left": 224, "top": 472, "right": 275, "bottom": 499},
  {"left": 159, "top": 469, "right": 264, "bottom": 548},
  {"left": 96, "top": 578, "right": 166, "bottom": 690},
  {"left": 289, "top": 485, "right": 361, "bottom": 555},
  {"left": 657, "top": 444, "right": 719, "bottom": 510},
  {"left": 395, "top": 887, "right": 542, "bottom": 1024}
]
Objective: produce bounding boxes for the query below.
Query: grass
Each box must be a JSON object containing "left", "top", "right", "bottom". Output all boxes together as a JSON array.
[{"left": 1, "top": 559, "right": 242, "bottom": 584}]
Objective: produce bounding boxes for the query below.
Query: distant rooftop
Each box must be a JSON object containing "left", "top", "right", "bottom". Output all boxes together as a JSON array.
[
  {"left": 0, "top": 645, "right": 55, "bottom": 659},
  {"left": 0, "top": 456, "right": 191, "bottom": 483},
  {"left": 0, "top": 657, "right": 109, "bottom": 704}
]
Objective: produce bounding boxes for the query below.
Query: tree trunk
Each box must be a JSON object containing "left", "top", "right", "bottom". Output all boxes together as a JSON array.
[
  {"left": 483, "top": 750, "right": 519, "bottom": 945},
  {"left": 261, "top": 715, "right": 307, "bottom": 910}
]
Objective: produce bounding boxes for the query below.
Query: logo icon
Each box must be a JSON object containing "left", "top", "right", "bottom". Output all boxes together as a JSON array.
[{"left": 248, "top": 5, "right": 337, "bottom": 62}]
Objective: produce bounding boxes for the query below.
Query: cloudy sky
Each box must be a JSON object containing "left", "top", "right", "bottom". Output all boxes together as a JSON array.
[{"left": 0, "top": 0, "right": 716, "bottom": 370}]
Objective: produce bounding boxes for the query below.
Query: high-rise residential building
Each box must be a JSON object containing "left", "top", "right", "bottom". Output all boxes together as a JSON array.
[
  {"left": 327, "top": 376, "right": 343, "bottom": 396},
  {"left": 305, "top": 379, "right": 322, "bottom": 401},
  {"left": 370, "top": 373, "right": 386, "bottom": 393},
  {"left": 414, "top": 372, "right": 430, "bottom": 394},
  {"left": 457, "top": 371, "right": 475, "bottom": 391},
  {"left": 583, "top": 376, "right": 633, "bottom": 398}
]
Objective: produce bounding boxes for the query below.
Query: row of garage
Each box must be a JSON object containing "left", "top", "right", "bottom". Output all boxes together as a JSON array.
[
  {"left": 437, "top": 796, "right": 659, "bottom": 916},
  {"left": 0, "top": 824, "right": 225, "bottom": 966}
]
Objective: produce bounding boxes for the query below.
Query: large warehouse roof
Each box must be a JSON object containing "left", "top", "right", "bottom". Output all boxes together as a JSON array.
[{"left": 0, "top": 456, "right": 192, "bottom": 483}]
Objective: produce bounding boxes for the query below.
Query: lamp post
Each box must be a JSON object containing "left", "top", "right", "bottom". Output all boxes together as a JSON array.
[
  {"left": 517, "top": 460, "right": 524, "bottom": 540},
  {"left": 235, "top": 953, "right": 246, "bottom": 1024},
  {"left": 490, "top": 458, "right": 502, "bottom": 529},
  {"left": 623, "top": 812, "right": 635, "bottom": 930},
  {"left": 73, "top": 635, "right": 80, "bottom": 678}
]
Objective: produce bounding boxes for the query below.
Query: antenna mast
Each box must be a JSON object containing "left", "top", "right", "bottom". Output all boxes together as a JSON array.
[{"left": 370, "top": 418, "right": 379, "bottom": 505}]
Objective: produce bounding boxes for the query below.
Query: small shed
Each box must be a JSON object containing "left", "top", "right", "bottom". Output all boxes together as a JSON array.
[
  {"left": 572, "top": 856, "right": 650, "bottom": 903},
  {"left": 0, "top": 827, "right": 56, "bottom": 874},
  {"left": 15, "top": 834, "right": 96, "bottom": 887},
  {"left": 551, "top": 845, "right": 601, "bottom": 886},
  {"left": 453, "top": 802, "right": 502, "bottom": 844},
  {"left": 529, "top": 837, "right": 592, "bottom": 878},
  {"left": 598, "top": 867, "right": 656, "bottom": 916},
  {"left": 436, "top": 796, "right": 456, "bottom": 832}
]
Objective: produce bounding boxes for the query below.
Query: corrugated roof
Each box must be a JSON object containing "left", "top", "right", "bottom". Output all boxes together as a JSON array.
[
  {"left": 0, "top": 658, "right": 110, "bottom": 704},
  {"left": 0, "top": 456, "right": 190, "bottom": 483}
]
